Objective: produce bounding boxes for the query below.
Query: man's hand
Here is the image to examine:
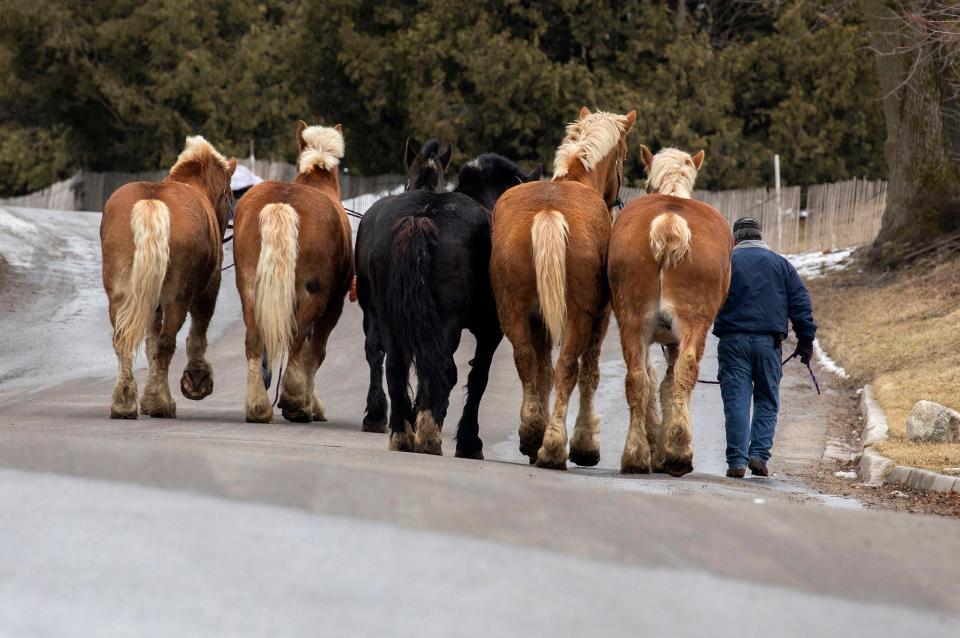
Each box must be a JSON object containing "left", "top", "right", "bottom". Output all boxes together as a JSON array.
[{"left": 794, "top": 339, "right": 814, "bottom": 365}]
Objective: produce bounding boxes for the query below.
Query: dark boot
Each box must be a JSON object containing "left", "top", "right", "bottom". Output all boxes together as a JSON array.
[
  {"left": 726, "top": 467, "right": 746, "bottom": 478},
  {"left": 748, "top": 458, "right": 769, "bottom": 477}
]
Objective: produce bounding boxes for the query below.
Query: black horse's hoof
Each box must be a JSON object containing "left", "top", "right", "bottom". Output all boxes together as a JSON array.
[
  {"left": 180, "top": 368, "right": 213, "bottom": 400},
  {"left": 361, "top": 416, "right": 387, "bottom": 433},
  {"left": 455, "top": 440, "right": 484, "bottom": 460}
]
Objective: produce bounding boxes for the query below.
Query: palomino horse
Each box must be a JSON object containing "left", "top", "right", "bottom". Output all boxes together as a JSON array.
[
  {"left": 233, "top": 121, "right": 353, "bottom": 423},
  {"left": 101, "top": 136, "right": 237, "bottom": 418},
  {"left": 491, "top": 107, "right": 636, "bottom": 469},
  {"left": 608, "top": 145, "right": 732, "bottom": 476},
  {"left": 356, "top": 142, "right": 540, "bottom": 457}
]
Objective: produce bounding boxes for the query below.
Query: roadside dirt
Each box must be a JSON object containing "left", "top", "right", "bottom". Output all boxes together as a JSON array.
[{"left": 792, "top": 382, "right": 960, "bottom": 518}]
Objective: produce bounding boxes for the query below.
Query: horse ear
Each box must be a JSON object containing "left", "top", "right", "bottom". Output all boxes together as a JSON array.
[
  {"left": 227, "top": 158, "right": 238, "bottom": 176},
  {"left": 579, "top": 106, "right": 591, "bottom": 119},
  {"left": 439, "top": 142, "right": 453, "bottom": 170},
  {"left": 296, "top": 120, "right": 308, "bottom": 150},
  {"left": 640, "top": 144, "right": 654, "bottom": 169},
  {"left": 335, "top": 123, "right": 342, "bottom": 132},
  {"left": 624, "top": 110, "right": 637, "bottom": 132},
  {"left": 527, "top": 164, "right": 543, "bottom": 181},
  {"left": 404, "top": 137, "right": 419, "bottom": 169},
  {"left": 691, "top": 150, "right": 705, "bottom": 170}
]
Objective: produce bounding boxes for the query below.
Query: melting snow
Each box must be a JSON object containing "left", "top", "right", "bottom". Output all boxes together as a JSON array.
[
  {"left": 786, "top": 248, "right": 855, "bottom": 279},
  {"left": 815, "top": 340, "right": 849, "bottom": 379}
]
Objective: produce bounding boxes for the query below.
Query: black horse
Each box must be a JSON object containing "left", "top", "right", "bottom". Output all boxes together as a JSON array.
[{"left": 355, "top": 140, "right": 541, "bottom": 458}]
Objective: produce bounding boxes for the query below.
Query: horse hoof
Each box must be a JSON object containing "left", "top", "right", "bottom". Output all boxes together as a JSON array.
[
  {"left": 569, "top": 447, "right": 600, "bottom": 467},
  {"left": 180, "top": 368, "right": 213, "bottom": 400},
  {"left": 389, "top": 430, "right": 414, "bottom": 452},
  {"left": 663, "top": 457, "right": 694, "bottom": 477},
  {"left": 620, "top": 463, "right": 652, "bottom": 475},
  {"left": 143, "top": 404, "right": 176, "bottom": 419},
  {"left": 415, "top": 441, "right": 443, "bottom": 456},
  {"left": 245, "top": 408, "right": 273, "bottom": 424},
  {"left": 455, "top": 439, "right": 484, "bottom": 460},
  {"left": 535, "top": 457, "right": 567, "bottom": 471},
  {"left": 361, "top": 417, "right": 387, "bottom": 433},
  {"left": 110, "top": 406, "right": 138, "bottom": 420},
  {"left": 281, "top": 407, "right": 312, "bottom": 423}
]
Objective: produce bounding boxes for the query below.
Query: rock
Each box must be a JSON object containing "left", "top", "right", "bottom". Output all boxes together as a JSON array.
[{"left": 905, "top": 400, "right": 960, "bottom": 443}]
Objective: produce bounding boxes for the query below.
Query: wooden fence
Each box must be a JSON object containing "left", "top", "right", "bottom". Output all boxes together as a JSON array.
[
  {"left": 0, "top": 162, "right": 404, "bottom": 212},
  {"left": 621, "top": 178, "right": 887, "bottom": 254}
]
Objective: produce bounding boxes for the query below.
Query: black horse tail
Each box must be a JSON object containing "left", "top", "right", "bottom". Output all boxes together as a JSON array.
[{"left": 388, "top": 215, "right": 452, "bottom": 403}]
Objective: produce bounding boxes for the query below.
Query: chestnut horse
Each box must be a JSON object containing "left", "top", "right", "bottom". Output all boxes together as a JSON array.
[
  {"left": 491, "top": 107, "right": 636, "bottom": 469},
  {"left": 233, "top": 121, "right": 353, "bottom": 423},
  {"left": 608, "top": 145, "right": 732, "bottom": 476},
  {"left": 100, "top": 136, "right": 236, "bottom": 418}
]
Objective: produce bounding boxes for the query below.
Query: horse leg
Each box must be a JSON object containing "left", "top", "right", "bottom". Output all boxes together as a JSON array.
[
  {"left": 140, "top": 300, "right": 187, "bottom": 418},
  {"left": 413, "top": 321, "right": 460, "bottom": 456},
  {"left": 109, "top": 300, "right": 147, "bottom": 419},
  {"left": 303, "top": 298, "right": 344, "bottom": 422},
  {"left": 653, "top": 344, "right": 680, "bottom": 472},
  {"left": 243, "top": 317, "right": 272, "bottom": 423},
  {"left": 361, "top": 307, "right": 388, "bottom": 432},
  {"left": 454, "top": 328, "right": 502, "bottom": 460},
  {"left": 385, "top": 339, "right": 415, "bottom": 452},
  {"left": 662, "top": 324, "right": 708, "bottom": 477},
  {"left": 619, "top": 324, "right": 654, "bottom": 473},
  {"left": 180, "top": 273, "right": 219, "bottom": 400},
  {"left": 537, "top": 314, "right": 591, "bottom": 470},
  {"left": 505, "top": 310, "right": 546, "bottom": 463},
  {"left": 569, "top": 304, "right": 611, "bottom": 467}
]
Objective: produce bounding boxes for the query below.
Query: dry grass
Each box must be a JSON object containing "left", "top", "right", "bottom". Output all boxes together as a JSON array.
[{"left": 808, "top": 252, "right": 960, "bottom": 472}]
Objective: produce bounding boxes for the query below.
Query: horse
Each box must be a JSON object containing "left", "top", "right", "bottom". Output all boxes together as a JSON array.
[
  {"left": 100, "top": 136, "right": 237, "bottom": 419},
  {"left": 607, "top": 145, "right": 732, "bottom": 476},
  {"left": 490, "top": 107, "right": 636, "bottom": 469},
  {"left": 232, "top": 120, "right": 353, "bottom": 423},
  {"left": 355, "top": 141, "right": 541, "bottom": 457}
]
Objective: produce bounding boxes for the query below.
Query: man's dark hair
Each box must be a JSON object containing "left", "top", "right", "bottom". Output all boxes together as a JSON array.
[{"left": 732, "top": 217, "right": 762, "bottom": 243}]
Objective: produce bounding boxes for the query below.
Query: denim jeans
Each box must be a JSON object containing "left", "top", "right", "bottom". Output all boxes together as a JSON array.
[{"left": 717, "top": 333, "right": 782, "bottom": 469}]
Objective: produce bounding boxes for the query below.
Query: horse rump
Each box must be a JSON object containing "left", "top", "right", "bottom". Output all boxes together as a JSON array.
[{"left": 112, "top": 199, "right": 171, "bottom": 357}]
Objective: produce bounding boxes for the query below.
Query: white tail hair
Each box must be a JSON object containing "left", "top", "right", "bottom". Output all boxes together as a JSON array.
[
  {"left": 255, "top": 203, "right": 300, "bottom": 368},
  {"left": 531, "top": 210, "right": 569, "bottom": 343},
  {"left": 650, "top": 212, "right": 692, "bottom": 268},
  {"left": 113, "top": 199, "right": 170, "bottom": 357}
]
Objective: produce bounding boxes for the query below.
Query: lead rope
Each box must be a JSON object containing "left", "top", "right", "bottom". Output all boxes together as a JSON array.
[{"left": 695, "top": 350, "right": 820, "bottom": 394}]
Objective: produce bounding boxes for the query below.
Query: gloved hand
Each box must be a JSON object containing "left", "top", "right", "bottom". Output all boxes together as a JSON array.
[{"left": 794, "top": 339, "right": 814, "bottom": 365}]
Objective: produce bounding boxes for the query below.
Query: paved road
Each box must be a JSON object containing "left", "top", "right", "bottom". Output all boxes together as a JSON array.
[{"left": 1, "top": 207, "right": 958, "bottom": 636}]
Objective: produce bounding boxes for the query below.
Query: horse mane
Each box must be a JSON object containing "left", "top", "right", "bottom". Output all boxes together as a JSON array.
[
  {"left": 169, "top": 136, "right": 230, "bottom": 180},
  {"left": 297, "top": 125, "right": 345, "bottom": 174},
  {"left": 646, "top": 148, "right": 699, "bottom": 198},
  {"left": 552, "top": 111, "right": 628, "bottom": 179}
]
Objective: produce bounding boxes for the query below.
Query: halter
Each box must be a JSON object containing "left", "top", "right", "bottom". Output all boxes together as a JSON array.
[{"left": 610, "top": 149, "right": 625, "bottom": 211}]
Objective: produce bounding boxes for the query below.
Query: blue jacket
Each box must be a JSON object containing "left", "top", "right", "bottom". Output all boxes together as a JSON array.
[{"left": 713, "top": 241, "right": 816, "bottom": 342}]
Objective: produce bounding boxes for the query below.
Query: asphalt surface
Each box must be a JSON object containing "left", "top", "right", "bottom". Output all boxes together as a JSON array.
[{"left": 1, "top": 206, "right": 958, "bottom": 637}]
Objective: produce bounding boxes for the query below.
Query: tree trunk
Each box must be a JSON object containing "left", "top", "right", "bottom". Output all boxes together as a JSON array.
[{"left": 863, "top": 0, "right": 960, "bottom": 264}]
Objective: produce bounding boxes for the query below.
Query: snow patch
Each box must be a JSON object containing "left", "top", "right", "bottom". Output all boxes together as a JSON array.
[
  {"left": 786, "top": 248, "right": 855, "bottom": 279},
  {"left": 815, "top": 340, "right": 849, "bottom": 379},
  {"left": 834, "top": 471, "right": 857, "bottom": 480}
]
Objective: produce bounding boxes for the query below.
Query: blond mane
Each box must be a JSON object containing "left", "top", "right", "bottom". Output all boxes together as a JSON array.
[
  {"left": 646, "top": 148, "right": 699, "bottom": 198},
  {"left": 170, "top": 136, "right": 230, "bottom": 175},
  {"left": 552, "top": 111, "right": 629, "bottom": 178},
  {"left": 298, "top": 125, "right": 345, "bottom": 174}
]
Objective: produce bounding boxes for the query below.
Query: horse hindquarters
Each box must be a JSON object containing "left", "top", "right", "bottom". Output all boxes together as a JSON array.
[
  {"left": 107, "top": 199, "right": 171, "bottom": 419},
  {"left": 387, "top": 216, "right": 457, "bottom": 455}
]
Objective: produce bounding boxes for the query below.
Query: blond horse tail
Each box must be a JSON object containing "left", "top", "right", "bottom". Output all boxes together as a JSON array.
[
  {"left": 531, "top": 210, "right": 569, "bottom": 344},
  {"left": 650, "top": 212, "right": 691, "bottom": 268},
  {"left": 113, "top": 199, "right": 170, "bottom": 358},
  {"left": 255, "top": 203, "right": 300, "bottom": 369}
]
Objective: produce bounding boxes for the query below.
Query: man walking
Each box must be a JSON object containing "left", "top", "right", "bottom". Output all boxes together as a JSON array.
[{"left": 713, "top": 217, "right": 816, "bottom": 478}]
